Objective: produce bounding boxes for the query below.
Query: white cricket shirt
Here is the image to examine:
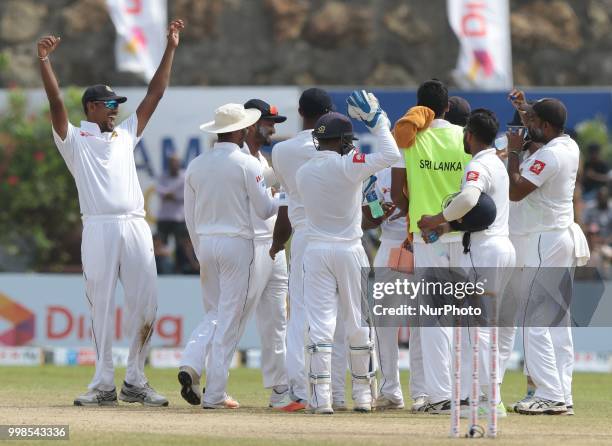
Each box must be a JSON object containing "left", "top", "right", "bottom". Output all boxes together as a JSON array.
[
  {"left": 271, "top": 130, "right": 317, "bottom": 231},
  {"left": 241, "top": 144, "right": 276, "bottom": 241},
  {"left": 295, "top": 127, "right": 401, "bottom": 243},
  {"left": 52, "top": 114, "right": 145, "bottom": 217},
  {"left": 184, "top": 142, "right": 277, "bottom": 241},
  {"left": 461, "top": 148, "right": 509, "bottom": 237},
  {"left": 518, "top": 135, "right": 579, "bottom": 233}
]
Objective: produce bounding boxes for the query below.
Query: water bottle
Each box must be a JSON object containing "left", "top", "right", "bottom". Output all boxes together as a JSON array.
[{"left": 365, "top": 189, "right": 384, "bottom": 218}]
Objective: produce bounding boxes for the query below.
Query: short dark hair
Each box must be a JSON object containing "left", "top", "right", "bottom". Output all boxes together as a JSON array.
[
  {"left": 466, "top": 108, "right": 499, "bottom": 146},
  {"left": 417, "top": 79, "right": 448, "bottom": 117}
]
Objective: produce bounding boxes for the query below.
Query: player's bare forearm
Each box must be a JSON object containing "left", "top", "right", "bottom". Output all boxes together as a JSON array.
[
  {"left": 391, "top": 167, "right": 409, "bottom": 214},
  {"left": 38, "top": 36, "right": 68, "bottom": 138},
  {"left": 270, "top": 206, "right": 291, "bottom": 259},
  {"left": 136, "top": 19, "right": 184, "bottom": 136}
]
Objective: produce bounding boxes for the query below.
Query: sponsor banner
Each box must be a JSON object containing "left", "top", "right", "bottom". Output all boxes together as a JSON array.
[
  {"left": 0, "top": 274, "right": 260, "bottom": 350},
  {"left": 51, "top": 347, "right": 129, "bottom": 367},
  {"left": 574, "top": 352, "right": 612, "bottom": 373},
  {"left": 0, "top": 347, "right": 43, "bottom": 366},
  {"left": 106, "top": 0, "right": 167, "bottom": 82},
  {"left": 447, "top": 0, "right": 513, "bottom": 90}
]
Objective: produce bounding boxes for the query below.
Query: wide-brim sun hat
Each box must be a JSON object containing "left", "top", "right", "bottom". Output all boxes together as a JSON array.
[{"left": 200, "top": 103, "right": 262, "bottom": 134}]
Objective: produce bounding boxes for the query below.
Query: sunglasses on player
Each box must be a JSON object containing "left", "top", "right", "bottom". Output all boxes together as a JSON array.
[{"left": 95, "top": 100, "right": 120, "bottom": 110}]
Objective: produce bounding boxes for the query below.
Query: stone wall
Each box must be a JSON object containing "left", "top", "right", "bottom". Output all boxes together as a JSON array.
[{"left": 0, "top": 0, "right": 611, "bottom": 88}]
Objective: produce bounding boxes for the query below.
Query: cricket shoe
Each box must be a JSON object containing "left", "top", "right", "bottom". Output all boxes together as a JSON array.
[
  {"left": 374, "top": 395, "right": 405, "bottom": 410},
  {"left": 269, "top": 386, "right": 292, "bottom": 409},
  {"left": 306, "top": 404, "right": 334, "bottom": 415},
  {"left": 515, "top": 397, "right": 567, "bottom": 415},
  {"left": 178, "top": 366, "right": 201, "bottom": 406},
  {"left": 511, "top": 389, "right": 535, "bottom": 412},
  {"left": 279, "top": 399, "right": 307, "bottom": 412},
  {"left": 476, "top": 401, "right": 508, "bottom": 418},
  {"left": 332, "top": 401, "right": 348, "bottom": 412},
  {"left": 411, "top": 395, "right": 428, "bottom": 413},
  {"left": 202, "top": 394, "right": 240, "bottom": 409},
  {"left": 74, "top": 388, "right": 118, "bottom": 407},
  {"left": 353, "top": 401, "right": 372, "bottom": 413},
  {"left": 119, "top": 381, "right": 169, "bottom": 407},
  {"left": 422, "top": 399, "right": 451, "bottom": 414},
  {"left": 563, "top": 405, "right": 574, "bottom": 416}
]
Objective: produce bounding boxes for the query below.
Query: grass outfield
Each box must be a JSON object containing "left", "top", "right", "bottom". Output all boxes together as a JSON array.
[{"left": 0, "top": 367, "right": 611, "bottom": 445}]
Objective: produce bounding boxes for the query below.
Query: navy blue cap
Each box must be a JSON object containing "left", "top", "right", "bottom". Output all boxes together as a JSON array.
[
  {"left": 300, "top": 88, "right": 334, "bottom": 118},
  {"left": 82, "top": 84, "right": 127, "bottom": 108},
  {"left": 448, "top": 192, "right": 497, "bottom": 233},
  {"left": 244, "top": 98, "right": 287, "bottom": 123},
  {"left": 312, "top": 112, "right": 358, "bottom": 141}
]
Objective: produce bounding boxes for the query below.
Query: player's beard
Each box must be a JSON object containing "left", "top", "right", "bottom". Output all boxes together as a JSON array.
[
  {"left": 463, "top": 133, "right": 471, "bottom": 155},
  {"left": 256, "top": 125, "right": 273, "bottom": 145},
  {"left": 528, "top": 126, "right": 546, "bottom": 143}
]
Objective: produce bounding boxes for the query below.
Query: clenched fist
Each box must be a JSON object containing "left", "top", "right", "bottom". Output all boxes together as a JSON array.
[{"left": 37, "top": 36, "right": 61, "bottom": 59}]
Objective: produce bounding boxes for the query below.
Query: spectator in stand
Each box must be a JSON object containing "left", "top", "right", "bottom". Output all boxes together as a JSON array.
[
  {"left": 156, "top": 154, "right": 188, "bottom": 272},
  {"left": 582, "top": 144, "right": 610, "bottom": 201},
  {"left": 584, "top": 186, "right": 612, "bottom": 241}
]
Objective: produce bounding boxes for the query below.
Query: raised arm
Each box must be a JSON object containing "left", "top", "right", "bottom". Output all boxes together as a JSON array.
[
  {"left": 38, "top": 36, "right": 68, "bottom": 139},
  {"left": 136, "top": 19, "right": 184, "bottom": 137}
]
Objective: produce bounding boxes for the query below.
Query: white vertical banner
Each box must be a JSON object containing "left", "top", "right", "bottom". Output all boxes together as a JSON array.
[
  {"left": 106, "top": 0, "right": 167, "bottom": 82},
  {"left": 447, "top": 0, "right": 513, "bottom": 90}
]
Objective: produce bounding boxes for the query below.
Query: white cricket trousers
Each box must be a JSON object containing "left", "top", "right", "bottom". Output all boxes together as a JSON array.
[
  {"left": 373, "top": 238, "right": 421, "bottom": 404},
  {"left": 459, "top": 235, "right": 516, "bottom": 404},
  {"left": 522, "top": 229, "right": 575, "bottom": 405},
  {"left": 304, "top": 240, "right": 374, "bottom": 409},
  {"left": 498, "top": 234, "right": 528, "bottom": 381},
  {"left": 285, "top": 228, "right": 309, "bottom": 401},
  {"left": 181, "top": 236, "right": 255, "bottom": 405},
  {"left": 413, "top": 241, "right": 463, "bottom": 403},
  {"left": 235, "top": 238, "right": 288, "bottom": 388},
  {"left": 81, "top": 215, "right": 157, "bottom": 392},
  {"left": 286, "top": 229, "right": 348, "bottom": 402}
]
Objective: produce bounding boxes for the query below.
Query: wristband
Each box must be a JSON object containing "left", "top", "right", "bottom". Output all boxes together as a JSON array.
[
  {"left": 38, "top": 56, "right": 49, "bottom": 61},
  {"left": 508, "top": 150, "right": 521, "bottom": 157}
]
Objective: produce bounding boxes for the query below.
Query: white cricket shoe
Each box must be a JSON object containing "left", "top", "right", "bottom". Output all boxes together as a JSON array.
[
  {"left": 307, "top": 404, "right": 334, "bottom": 414},
  {"left": 411, "top": 395, "right": 429, "bottom": 412},
  {"left": 74, "top": 388, "right": 117, "bottom": 406},
  {"left": 421, "top": 399, "right": 452, "bottom": 414},
  {"left": 119, "top": 381, "right": 169, "bottom": 407},
  {"left": 515, "top": 397, "right": 567, "bottom": 415},
  {"left": 353, "top": 401, "right": 372, "bottom": 413},
  {"left": 563, "top": 405, "right": 575, "bottom": 416},
  {"left": 202, "top": 394, "right": 240, "bottom": 409},
  {"left": 374, "top": 395, "right": 405, "bottom": 410},
  {"left": 477, "top": 400, "right": 508, "bottom": 418},
  {"left": 269, "top": 386, "right": 292, "bottom": 409},
  {"left": 178, "top": 366, "right": 201, "bottom": 406},
  {"left": 511, "top": 390, "right": 535, "bottom": 412}
]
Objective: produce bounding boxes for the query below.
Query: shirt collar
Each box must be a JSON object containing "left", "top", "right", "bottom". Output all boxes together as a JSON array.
[
  {"left": 214, "top": 142, "right": 240, "bottom": 152},
  {"left": 472, "top": 147, "right": 496, "bottom": 160},
  {"left": 80, "top": 121, "right": 103, "bottom": 136}
]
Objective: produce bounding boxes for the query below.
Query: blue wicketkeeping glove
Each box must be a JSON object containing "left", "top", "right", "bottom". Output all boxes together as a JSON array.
[{"left": 347, "top": 90, "right": 390, "bottom": 132}]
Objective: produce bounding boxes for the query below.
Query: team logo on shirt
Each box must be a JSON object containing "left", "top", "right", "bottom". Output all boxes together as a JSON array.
[
  {"left": 466, "top": 171, "right": 480, "bottom": 181},
  {"left": 79, "top": 131, "right": 93, "bottom": 137},
  {"left": 529, "top": 160, "right": 546, "bottom": 175},
  {"left": 353, "top": 153, "right": 366, "bottom": 163},
  {"left": 256, "top": 175, "right": 262, "bottom": 183}
]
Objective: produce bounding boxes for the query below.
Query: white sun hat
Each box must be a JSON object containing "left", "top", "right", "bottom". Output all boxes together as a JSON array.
[{"left": 199, "top": 103, "right": 262, "bottom": 134}]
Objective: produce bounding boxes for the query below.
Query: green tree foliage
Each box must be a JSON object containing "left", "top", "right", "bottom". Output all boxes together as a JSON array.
[{"left": 0, "top": 88, "right": 84, "bottom": 271}]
